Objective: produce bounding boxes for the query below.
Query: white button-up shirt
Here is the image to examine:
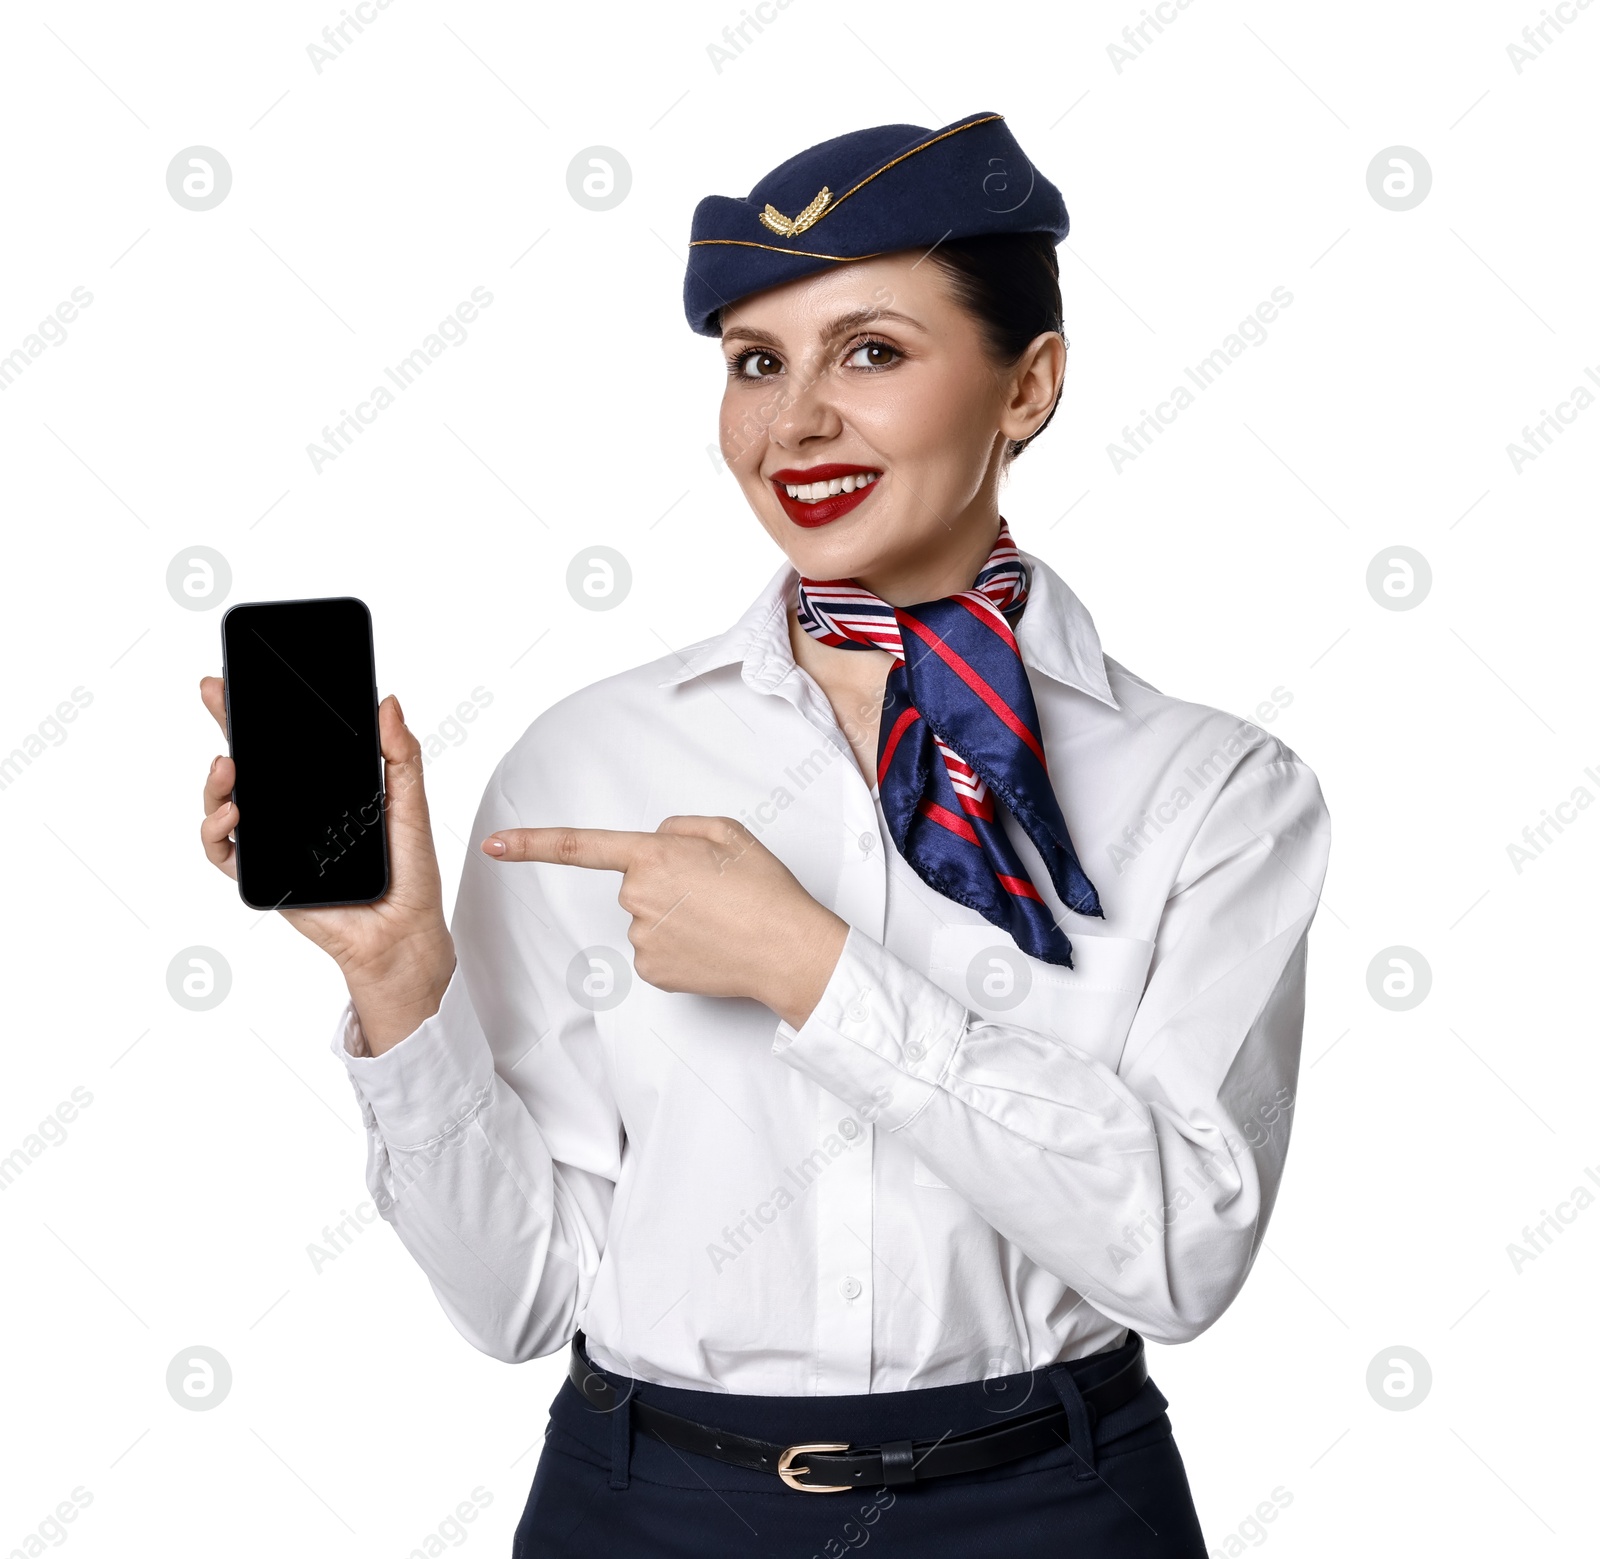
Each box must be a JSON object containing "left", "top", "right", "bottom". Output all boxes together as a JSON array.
[{"left": 330, "top": 548, "right": 1332, "bottom": 1395}]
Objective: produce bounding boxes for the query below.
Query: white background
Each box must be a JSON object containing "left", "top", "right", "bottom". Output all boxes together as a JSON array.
[{"left": 2, "top": 1, "right": 1595, "bottom": 1554}]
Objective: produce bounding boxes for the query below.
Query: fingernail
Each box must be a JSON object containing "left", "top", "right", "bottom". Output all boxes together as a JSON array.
[
  {"left": 391, "top": 696, "right": 404, "bottom": 722},
  {"left": 210, "top": 755, "right": 221, "bottom": 775},
  {"left": 482, "top": 837, "right": 506, "bottom": 856}
]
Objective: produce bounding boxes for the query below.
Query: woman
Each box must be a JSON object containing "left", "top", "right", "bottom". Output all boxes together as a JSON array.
[{"left": 197, "top": 111, "right": 1330, "bottom": 1557}]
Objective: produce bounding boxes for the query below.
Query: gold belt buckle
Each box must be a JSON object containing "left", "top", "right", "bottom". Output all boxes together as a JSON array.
[{"left": 777, "top": 1441, "right": 852, "bottom": 1492}]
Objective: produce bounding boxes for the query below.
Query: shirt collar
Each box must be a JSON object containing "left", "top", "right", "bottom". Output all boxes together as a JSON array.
[{"left": 655, "top": 546, "right": 1120, "bottom": 711}]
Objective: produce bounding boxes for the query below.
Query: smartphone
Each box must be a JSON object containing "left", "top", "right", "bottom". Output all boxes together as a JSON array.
[{"left": 220, "top": 596, "right": 388, "bottom": 910}]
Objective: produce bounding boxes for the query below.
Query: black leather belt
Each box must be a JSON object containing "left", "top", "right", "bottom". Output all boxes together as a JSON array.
[{"left": 567, "top": 1332, "right": 1148, "bottom": 1493}]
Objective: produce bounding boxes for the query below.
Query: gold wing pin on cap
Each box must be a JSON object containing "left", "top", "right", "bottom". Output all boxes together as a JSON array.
[{"left": 759, "top": 186, "right": 833, "bottom": 237}]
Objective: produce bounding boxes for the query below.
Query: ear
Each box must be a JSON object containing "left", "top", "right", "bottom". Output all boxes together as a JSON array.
[{"left": 997, "top": 332, "right": 1067, "bottom": 445}]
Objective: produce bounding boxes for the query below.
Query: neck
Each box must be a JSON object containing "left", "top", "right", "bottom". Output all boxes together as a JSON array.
[{"left": 852, "top": 507, "right": 1004, "bottom": 606}]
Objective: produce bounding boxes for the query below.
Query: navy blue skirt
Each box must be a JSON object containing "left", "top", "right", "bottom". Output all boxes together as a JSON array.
[{"left": 513, "top": 1334, "right": 1207, "bottom": 1557}]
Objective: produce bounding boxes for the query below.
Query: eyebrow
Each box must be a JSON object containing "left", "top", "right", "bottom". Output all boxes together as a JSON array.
[{"left": 721, "top": 306, "right": 929, "bottom": 351}]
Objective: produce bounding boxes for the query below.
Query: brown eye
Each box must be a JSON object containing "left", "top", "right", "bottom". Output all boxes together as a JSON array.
[
  {"left": 846, "top": 341, "right": 900, "bottom": 369},
  {"left": 738, "top": 350, "right": 782, "bottom": 378}
]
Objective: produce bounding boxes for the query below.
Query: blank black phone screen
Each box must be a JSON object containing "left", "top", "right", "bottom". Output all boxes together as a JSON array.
[{"left": 221, "top": 596, "right": 388, "bottom": 909}]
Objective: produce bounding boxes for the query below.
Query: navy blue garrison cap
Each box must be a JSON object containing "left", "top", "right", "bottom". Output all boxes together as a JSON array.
[{"left": 683, "top": 110, "right": 1067, "bottom": 336}]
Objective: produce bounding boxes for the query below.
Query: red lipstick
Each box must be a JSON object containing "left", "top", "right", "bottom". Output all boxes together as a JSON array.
[{"left": 768, "top": 463, "right": 883, "bottom": 528}]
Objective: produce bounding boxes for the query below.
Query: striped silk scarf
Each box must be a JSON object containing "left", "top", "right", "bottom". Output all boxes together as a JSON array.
[{"left": 795, "top": 520, "right": 1102, "bottom": 968}]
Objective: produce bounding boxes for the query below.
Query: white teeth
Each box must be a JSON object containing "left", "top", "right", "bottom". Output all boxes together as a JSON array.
[{"left": 781, "top": 471, "right": 879, "bottom": 503}]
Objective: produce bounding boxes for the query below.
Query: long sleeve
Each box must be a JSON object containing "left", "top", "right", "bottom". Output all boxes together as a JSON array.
[
  {"left": 328, "top": 762, "right": 620, "bottom": 1363},
  {"left": 771, "top": 744, "right": 1332, "bottom": 1346}
]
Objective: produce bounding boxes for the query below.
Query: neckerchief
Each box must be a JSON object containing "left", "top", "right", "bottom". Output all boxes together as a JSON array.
[{"left": 795, "top": 519, "right": 1102, "bottom": 967}]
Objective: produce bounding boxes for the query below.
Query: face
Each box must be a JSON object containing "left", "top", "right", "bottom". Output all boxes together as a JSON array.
[{"left": 717, "top": 252, "right": 1062, "bottom": 603}]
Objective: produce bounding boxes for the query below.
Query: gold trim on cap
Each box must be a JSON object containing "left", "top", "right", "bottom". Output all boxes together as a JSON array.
[
  {"left": 825, "top": 112, "right": 1003, "bottom": 222},
  {"left": 688, "top": 238, "right": 886, "bottom": 262}
]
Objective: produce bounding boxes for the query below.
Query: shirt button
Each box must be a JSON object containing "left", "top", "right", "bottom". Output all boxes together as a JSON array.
[
  {"left": 839, "top": 1276, "right": 862, "bottom": 1301},
  {"left": 858, "top": 831, "right": 877, "bottom": 852},
  {"left": 903, "top": 1041, "right": 925, "bottom": 1062},
  {"left": 845, "top": 1001, "right": 868, "bottom": 1024},
  {"left": 839, "top": 1117, "right": 860, "bottom": 1140}
]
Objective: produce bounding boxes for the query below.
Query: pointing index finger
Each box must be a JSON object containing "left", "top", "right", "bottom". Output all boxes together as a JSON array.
[{"left": 482, "top": 827, "right": 650, "bottom": 872}]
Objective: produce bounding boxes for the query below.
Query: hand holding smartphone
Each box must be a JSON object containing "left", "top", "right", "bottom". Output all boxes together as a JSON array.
[{"left": 197, "top": 596, "right": 456, "bottom": 1053}]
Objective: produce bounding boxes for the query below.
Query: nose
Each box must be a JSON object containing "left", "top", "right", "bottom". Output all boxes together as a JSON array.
[{"left": 768, "top": 355, "right": 843, "bottom": 451}]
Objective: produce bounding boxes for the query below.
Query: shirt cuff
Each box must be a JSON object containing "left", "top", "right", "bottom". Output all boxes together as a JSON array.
[
  {"left": 772, "top": 924, "right": 969, "bottom": 1132},
  {"left": 327, "top": 961, "right": 494, "bottom": 1148}
]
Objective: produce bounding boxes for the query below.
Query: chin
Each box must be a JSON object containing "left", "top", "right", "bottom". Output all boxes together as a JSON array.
[
  {"left": 773, "top": 514, "right": 902, "bottom": 582},
  {"left": 742, "top": 474, "right": 929, "bottom": 585}
]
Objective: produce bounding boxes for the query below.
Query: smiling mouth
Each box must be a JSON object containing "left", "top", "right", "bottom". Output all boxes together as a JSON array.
[
  {"left": 779, "top": 470, "right": 880, "bottom": 502},
  {"left": 768, "top": 464, "right": 883, "bottom": 527}
]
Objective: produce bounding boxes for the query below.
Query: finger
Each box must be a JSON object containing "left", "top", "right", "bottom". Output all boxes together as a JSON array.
[
  {"left": 483, "top": 826, "right": 652, "bottom": 871},
  {"left": 200, "top": 798, "right": 238, "bottom": 878},
  {"left": 377, "top": 692, "right": 415, "bottom": 765},
  {"left": 203, "top": 751, "right": 235, "bottom": 816},
  {"left": 199, "top": 675, "right": 228, "bottom": 736},
  {"left": 366, "top": 691, "right": 432, "bottom": 877}
]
